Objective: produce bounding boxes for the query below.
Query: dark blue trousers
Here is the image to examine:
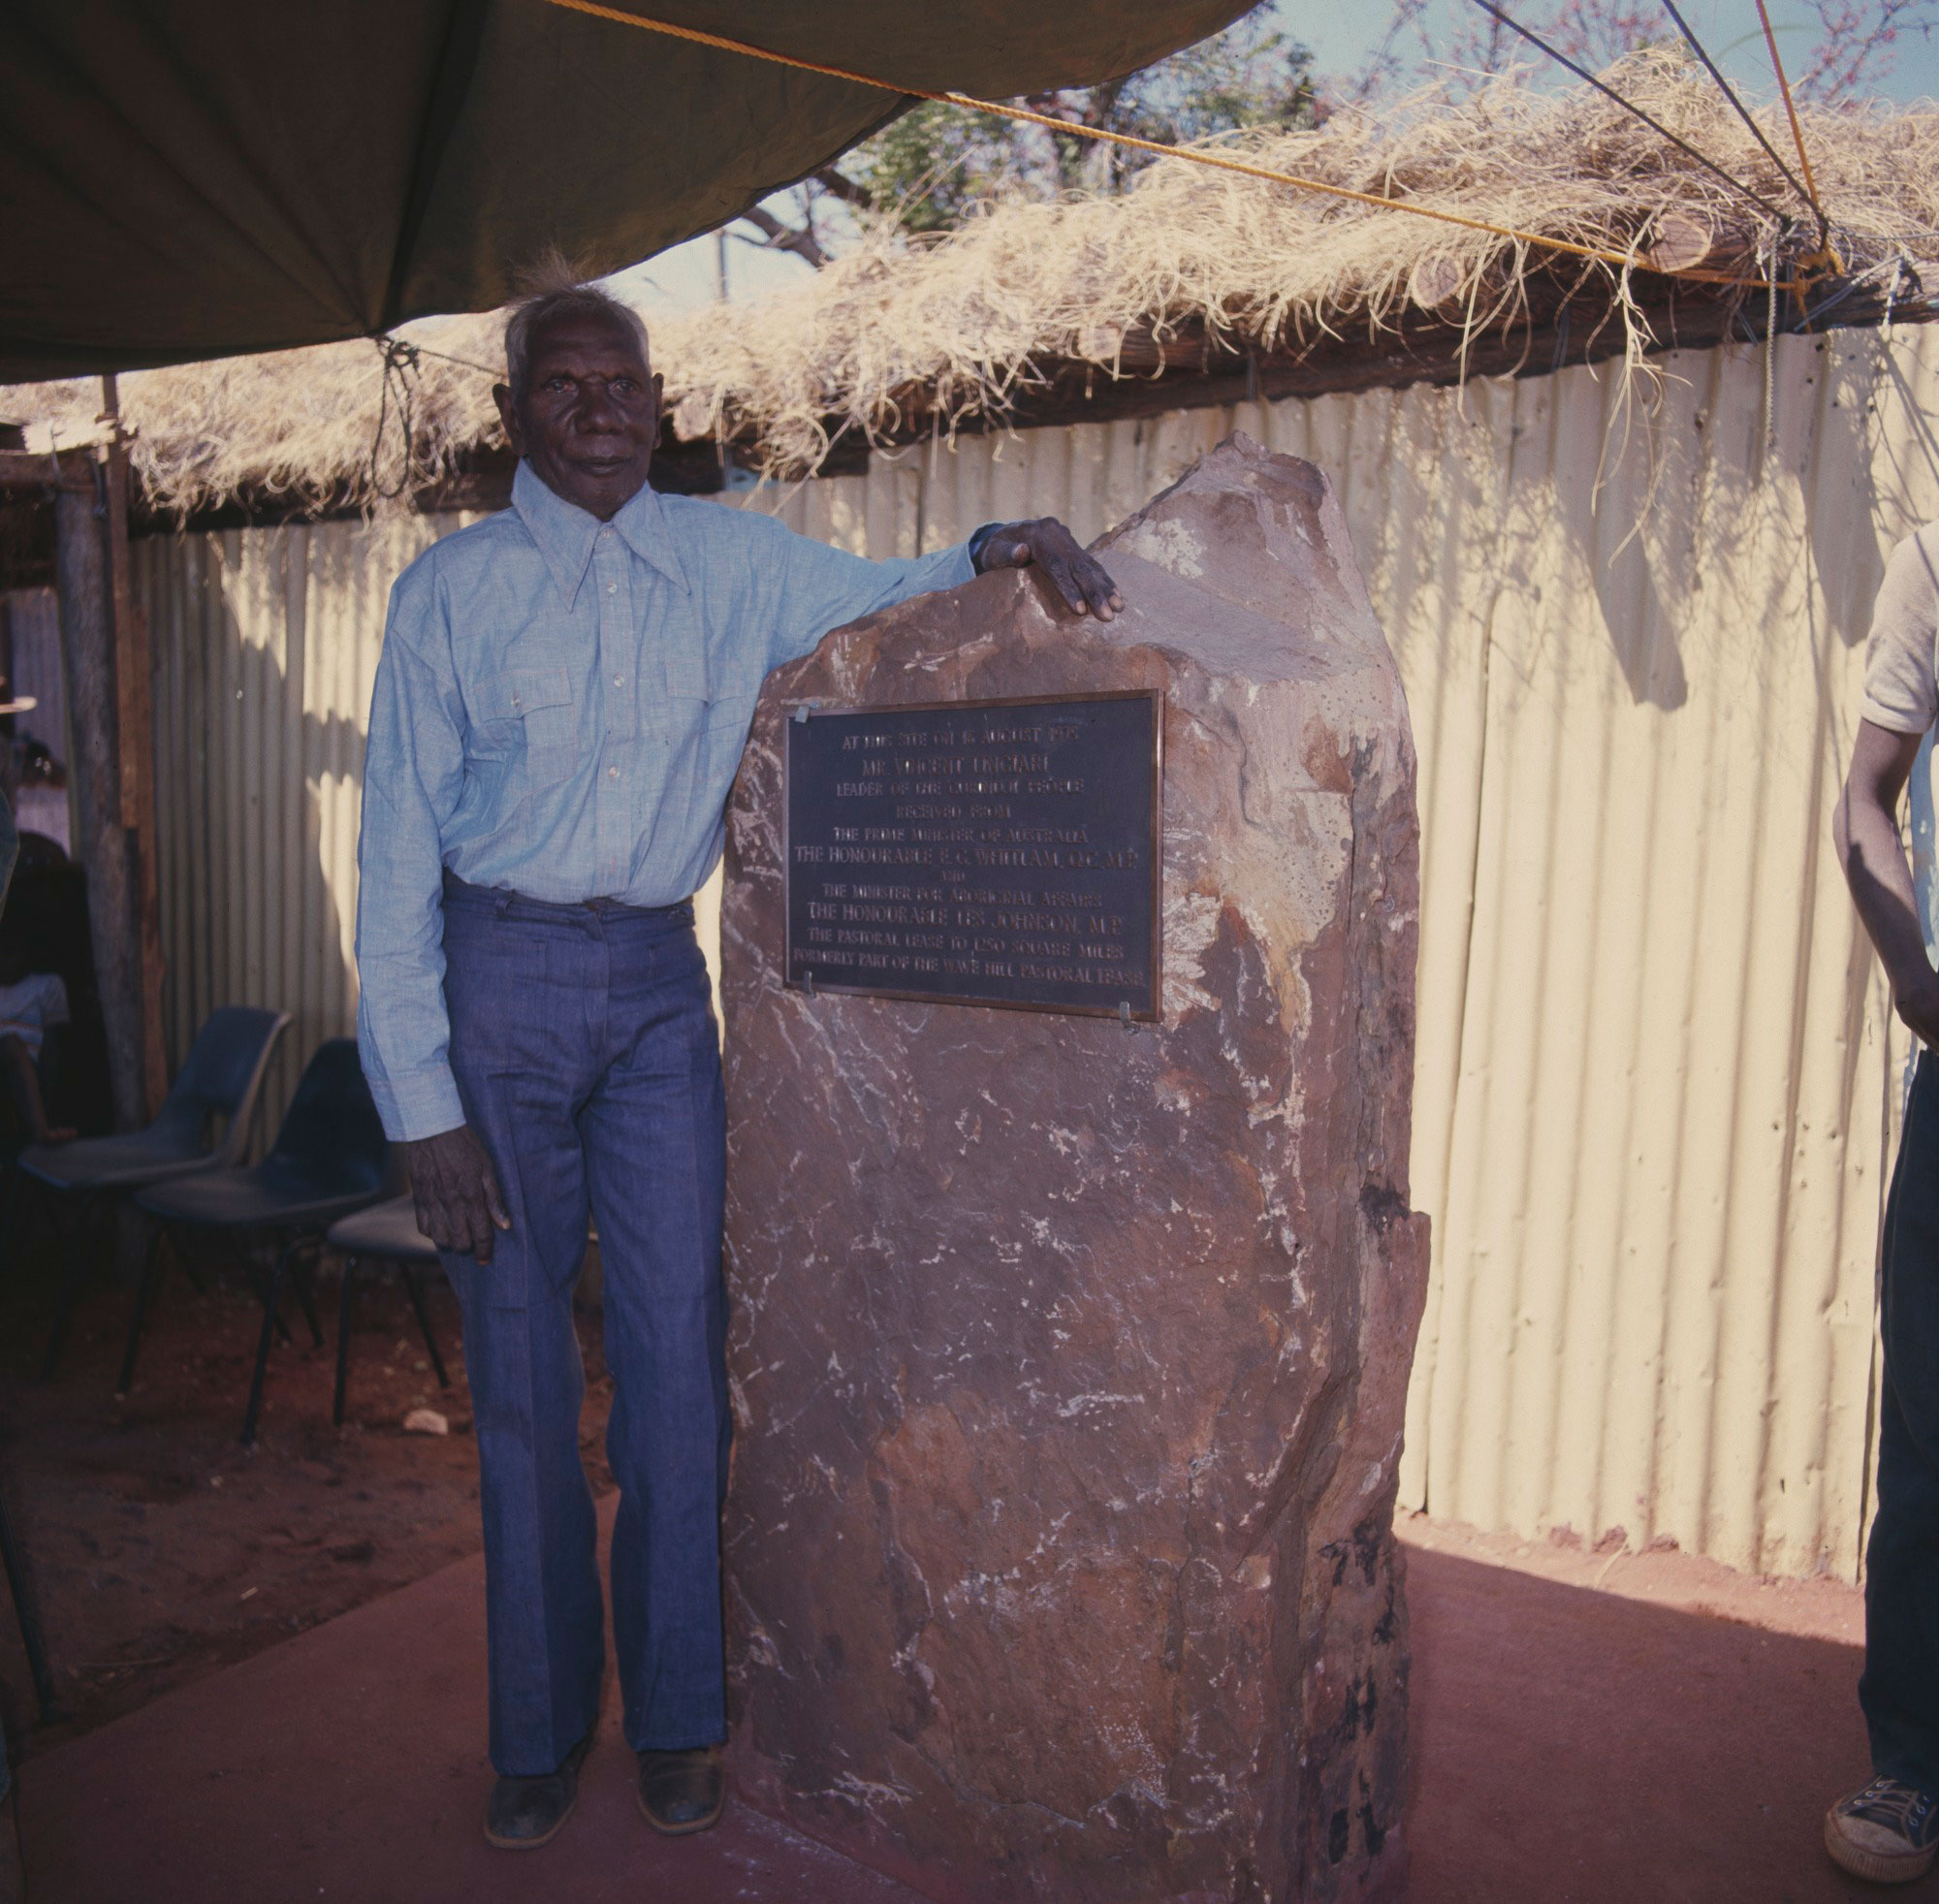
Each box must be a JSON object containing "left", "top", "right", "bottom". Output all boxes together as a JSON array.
[
  {"left": 1864, "top": 1050, "right": 1939, "bottom": 1795},
  {"left": 438, "top": 877, "right": 729, "bottom": 1777}
]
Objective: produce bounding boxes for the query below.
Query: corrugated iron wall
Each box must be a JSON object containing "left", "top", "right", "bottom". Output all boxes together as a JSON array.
[
  {"left": 136, "top": 326, "right": 1939, "bottom": 1576},
  {"left": 137, "top": 516, "right": 460, "bottom": 1135}
]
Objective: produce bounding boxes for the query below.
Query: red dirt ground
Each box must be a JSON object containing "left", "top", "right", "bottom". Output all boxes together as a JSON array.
[
  {"left": 0, "top": 1217, "right": 612, "bottom": 1749},
  {"left": 0, "top": 1227, "right": 1915, "bottom": 1901}
]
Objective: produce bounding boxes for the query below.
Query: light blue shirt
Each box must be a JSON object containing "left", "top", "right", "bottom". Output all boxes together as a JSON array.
[{"left": 356, "top": 460, "right": 975, "bottom": 1140}]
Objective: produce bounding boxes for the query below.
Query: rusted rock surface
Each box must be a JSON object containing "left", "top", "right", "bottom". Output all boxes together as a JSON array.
[{"left": 719, "top": 433, "right": 1429, "bottom": 1904}]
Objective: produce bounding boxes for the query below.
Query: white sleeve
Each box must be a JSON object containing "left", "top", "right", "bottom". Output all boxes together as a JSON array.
[{"left": 1861, "top": 528, "right": 1939, "bottom": 736}]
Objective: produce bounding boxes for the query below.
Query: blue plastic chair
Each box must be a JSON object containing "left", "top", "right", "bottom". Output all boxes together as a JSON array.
[
  {"left": 22, "top": 1006, "right": 291, "bottom": 1374},
  {"left": 128, "top": 1038, "right": 391, "bottom": 1444}
]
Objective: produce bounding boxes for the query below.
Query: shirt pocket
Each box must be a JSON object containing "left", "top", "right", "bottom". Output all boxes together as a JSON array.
[
  {"left": 702, "top": 687, "right": 755, "bottom": 740},
  {"left": 696, "top": 640, "right": 757, "bottom": 738},
  {"left": 477, "top": 666, "right": 577, "bottom": 794}
]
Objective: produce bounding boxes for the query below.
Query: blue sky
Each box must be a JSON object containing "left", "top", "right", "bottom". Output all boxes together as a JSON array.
[
  {"left": 616, "top": 0, "right": 1936, "bottom": 315},
  {"left": 1287, "top": 0, "right": 1937, "bottom": 102}
]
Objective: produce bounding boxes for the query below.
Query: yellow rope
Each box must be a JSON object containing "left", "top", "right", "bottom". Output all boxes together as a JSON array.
[
  {"left": 1752, "top": 0, "right": 1838, "bottom": 270},
  {"left": 535, "top": 0, "right": 1795, "bottom": 292}
]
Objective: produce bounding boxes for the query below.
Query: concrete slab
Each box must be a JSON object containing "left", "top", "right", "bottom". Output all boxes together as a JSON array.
[
  {"left": 14, "top": 1517, "right": 922, "bottom": 1904},
  {"left": 1402, "top": 1520, "right": 1887, "bottom": 1903},
  {"left": 10, "top": 1512, "right": 1898, "bottom": 1903}
]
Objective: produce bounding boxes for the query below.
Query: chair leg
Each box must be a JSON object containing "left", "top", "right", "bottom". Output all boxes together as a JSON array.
[
  {"left": 40, "top": 1191, "right": 94, "bottom": 1379},
  {"left": 176, "top": 1240, "right": 210, "bottom": 1297},
  {"left": 290, "top": 1243, "right": 325, "bottom": 1349},
  {"left": 242, "top": 1238, "right": 300, "bottom": 1446},
  {"left": 0, "top": 1495, "right": 66, "bottom": 1726},
  {"left": 399, "top": 1262, "right": 451, "bottom": 1389},
  {"left": 241, "top": 1243, "right": 296, "bottom": 1347},
  {"left": 0, "top": 1165, "right": 35, "bottom": 1262},
  {"left": 115, "top": 1223, "right": 168, "bottom": 1397},
  {"left": 334, "top": 1256, "right": 359, "bottom": 1427}
]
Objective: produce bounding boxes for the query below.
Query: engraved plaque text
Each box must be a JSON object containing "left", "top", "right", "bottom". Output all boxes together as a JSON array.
[{"left": 783, "top": 691, "right": 1161, "bottom": 1019}]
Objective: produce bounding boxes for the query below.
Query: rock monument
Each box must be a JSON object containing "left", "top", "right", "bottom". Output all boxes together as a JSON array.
[{"left": 718, "top": 434, "right": 1428, "bottom": 1903}]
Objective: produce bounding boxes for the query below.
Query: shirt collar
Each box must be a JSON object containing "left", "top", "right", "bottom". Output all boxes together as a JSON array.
[{"left": 511, "top": 460, "right": 691, "bottom": 608}]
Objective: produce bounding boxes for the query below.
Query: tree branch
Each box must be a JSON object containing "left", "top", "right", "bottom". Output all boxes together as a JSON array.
[
  {"left": 734, "top": 205, "right": 830, "bottom": 269},
  {"left": 812, "top": 166, "right": 874, "bottom": 209}
]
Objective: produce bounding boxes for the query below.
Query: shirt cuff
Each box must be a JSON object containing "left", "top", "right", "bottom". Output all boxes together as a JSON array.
[{"left": 367, "top": 1064, "right": 467, "bottom": 1144}]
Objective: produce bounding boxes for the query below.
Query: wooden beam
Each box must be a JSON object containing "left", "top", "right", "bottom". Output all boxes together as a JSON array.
[
  {"left": 100, "top": 396, "right": 167, "bottom": 1118},
  {"left": 100, "top": 378, "right": 167, "bottom": 1113},
  {"left": 7, "top": 386, "right": 173, "bottom": 1123},
  {"left": 0, "top": 448, "right": 93, "bottom": 492},
  {"left": 103, "top": 442, "right": 140, "bottom": 828},
  {"left": 53, "top": 455, "right": 148, "bottom": 1129}
]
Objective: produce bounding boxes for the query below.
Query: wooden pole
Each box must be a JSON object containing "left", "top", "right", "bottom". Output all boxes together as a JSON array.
[
  {"left": 51, "top": 453, "right": 147, "bottom": 1131},
  {"left": 0, "top": 433, "right": 167, "bottom": 1129},
  {"left": 100, "top": 377, "right": 167, "bottom": 1117}
]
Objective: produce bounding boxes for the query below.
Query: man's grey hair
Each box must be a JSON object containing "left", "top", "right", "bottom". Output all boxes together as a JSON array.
[{"left": 503, "top": 250, "right": 652, "bottom": 397}]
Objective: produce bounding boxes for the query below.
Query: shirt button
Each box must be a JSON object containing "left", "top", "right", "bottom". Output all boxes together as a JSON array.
[
  {"left": 613, "top": 674, "right": 623, "bottom": 686},
  {"left": 609, "top": 765, "right": 619, "bottom": 778},
  {"left": 607, "top": 583, "right": 618, "bottom": 595}
]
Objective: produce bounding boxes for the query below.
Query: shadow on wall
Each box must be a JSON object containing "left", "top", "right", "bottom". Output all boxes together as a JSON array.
[
  {"left": 1570, "top": 460, "right": 1688, "bottom": 712},
  {"left": 1542, "top": 367, "right": 1695, "bottom": 712},
  {"left": 1540, "top": 333, "right": 1900, "bottom": 713},
  {"left": 1814, "top": 331, "right": 1897, "bottom": 651}
]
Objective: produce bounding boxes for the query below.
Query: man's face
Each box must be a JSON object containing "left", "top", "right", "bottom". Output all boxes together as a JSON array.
[{"left": 494, "top": 308, "right": 663, "bottom": 522}]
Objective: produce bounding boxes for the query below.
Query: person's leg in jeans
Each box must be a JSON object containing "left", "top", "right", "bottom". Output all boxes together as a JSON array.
[
  {"left": 1863, "top": 1050, "right": 1939, "bottom": 1797},
  {"left": 440, "top": 896, "right": 607, "bottom": 1779},
  {"left": 580, "top": 906, "right": 731, "bottom": 1758}
]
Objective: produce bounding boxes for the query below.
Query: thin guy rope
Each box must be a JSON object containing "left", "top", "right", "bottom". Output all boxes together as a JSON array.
[
  {"left": 1463, "top": 0, "right": 1794, "bottom": 226},
  {"left": 1655, "top": 0, "right": 1816, "bottom": 215},
  {"left": 410, "top": 340, "right": 504, "bottom": 377},
  {"left": 1753, "top": 0, "right": 1834, "bottom": 254},
  {"left": 532, "top": 0, "right": 1795, "bottom": 290}
]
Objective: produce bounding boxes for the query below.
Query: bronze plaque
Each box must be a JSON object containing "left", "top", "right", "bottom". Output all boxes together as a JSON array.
[{"left": 783, "top": 691, "right": 1162, "bottom": 1020}]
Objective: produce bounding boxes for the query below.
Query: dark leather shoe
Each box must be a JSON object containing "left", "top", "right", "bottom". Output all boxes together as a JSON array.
[
  {"left": 484, "top": 1731, "right": 594, "bottom": 1850},
  {"left": 636, "top": 1745, "right": 726, "bottom": 1835}
]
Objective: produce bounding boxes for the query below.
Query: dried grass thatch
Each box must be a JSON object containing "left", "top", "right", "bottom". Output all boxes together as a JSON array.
[
  {"left": 7, "top": 53, "right": 1938, "bottom": 515},
  {"left": 9, "top": 326, "right": 509, "bottom": 518}
]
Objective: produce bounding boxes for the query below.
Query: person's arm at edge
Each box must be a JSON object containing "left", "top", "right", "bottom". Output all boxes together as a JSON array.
[
  {"left": 1835, "top": 717, "right": 1939, "bottom": 1046},
  {"left": 354, "top": 565, "right": 509, "bottom": 1262}
]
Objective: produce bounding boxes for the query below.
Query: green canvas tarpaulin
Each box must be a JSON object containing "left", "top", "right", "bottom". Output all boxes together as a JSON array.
[{"left": 0, "top": 0, "right": 1253, "bottom": 381}]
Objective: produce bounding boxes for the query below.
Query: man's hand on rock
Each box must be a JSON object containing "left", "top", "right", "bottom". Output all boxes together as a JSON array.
[
  {"left": 404, "top": 1124, "right": 511, "bottom": 1264},
  {"left": 975, "top": 518, "right": 1124, "bottom": 621}
]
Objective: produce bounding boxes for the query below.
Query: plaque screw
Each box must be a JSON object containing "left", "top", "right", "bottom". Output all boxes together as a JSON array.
[{"left": 1119, "top": 1000, "right": 1135, "bottom": 1032}]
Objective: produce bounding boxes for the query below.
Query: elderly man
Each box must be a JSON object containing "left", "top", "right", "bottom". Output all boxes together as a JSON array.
[{"left": 355, "top": 270, "right": 1119, "bottom": 1851}]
